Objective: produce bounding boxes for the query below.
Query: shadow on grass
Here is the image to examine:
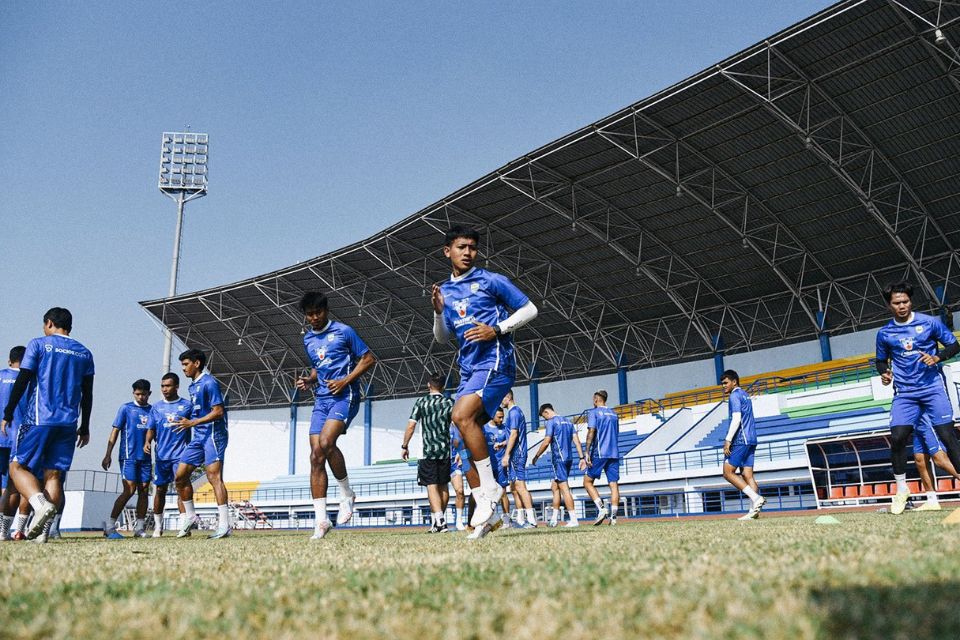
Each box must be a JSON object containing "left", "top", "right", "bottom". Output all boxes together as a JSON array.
[{"left": 810, "top": 581, "right": 960, "bottom": 639}]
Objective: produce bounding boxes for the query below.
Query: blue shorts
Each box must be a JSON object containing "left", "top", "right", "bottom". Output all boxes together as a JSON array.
[
  {"left": 488, "top": 451, "right": 509, "bottom": 488},
  {"left": 310, "top": 395, "right": 360, "bottom": 435},
  {"left": 154, "top": 459, "right": 177, "bottom": 486},
  {"left": 180, "top": 428, "right": 228, "bottom": 467},
  {"left": 913, "top": 421, "right": 944, "bottom": 456},
  {"left": 890, "top": 385, "right": 954, "bottom": 428},
  {"left": 122, "top": 459, "right": 152, "bottom": 484},
  {"left": 508, "top": 453, "right": 528, "bottom": 482},
  {"left": 12, "top": 424, "right": 76, "bottom": 472},
  {"left": 0, "top": 447, "right": 9, "bottom": 489},
  {"left": 587, "top": 457, "right": 620, "bottom": 483},
  {"left": 727, "top": 443, "right": 757, "bottom": 469},
  {"left": 552, "top": 458, "right": 573, "bottom": 483},
  {"left": 456, "top": 369, "right": 514, "bottom": 423}
]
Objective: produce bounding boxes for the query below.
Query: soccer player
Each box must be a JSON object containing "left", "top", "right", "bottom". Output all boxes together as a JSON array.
[
  {"left": 911, "top": 415, "right": 960, "bottom": 511},
  {"left": 145, "top": 373, "right": 192, "bottom": 536},
  {"left": 477, "top": 408, "right": 510, "bottom": 538},
  {"left": 1, "top": 307, "right": 94, "bottom": 542},
  {"left": 101, "top": 379, "right": 153, "bottom": 538},
  {"left": 401, "top": 374, "right": 455, "bottom": 533},
  {"left": 500, "top": 390, "right": 536, "bottom": 528},
  {"left": 720, "top": 370, "right": 766, "bottom": 520},
  {"left": 0, "top": 346, "right": 27, "bottom": 540},
  {"left": 583, "top": 390, "right": 621, "bottom": 526},
  {"left": 295, "top": 291, "right": 376, "bottom": 540},
  {"left": 876, "top": 282, "right": 960, "bottom": 515},
  {"left": 432, "top": 225, "right": 538, "bottom": 539},
  {"left": 173, "top": 348, "right": 231, "bottom": 539},
  {"left": 533, "top": 404, "right": 585, "bottom": 527},
  {"left": 449, "top": 424, "right": 470, "bottom": 530}
]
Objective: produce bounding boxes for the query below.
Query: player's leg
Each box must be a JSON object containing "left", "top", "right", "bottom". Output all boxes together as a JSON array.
[
  {"left": 450, "top": 393, "right": 491, "bottom": 489},
  {"left": 913, "top": 452, "right": 941, "bottom": 511},
  {"left": 8, "top": 424, "right": 56, "bottom": 538},
  {"left": 28, "top": 428, "right": 75, "bottom": 541},
  {"left": 583, "top": 471, "right": 608, "bottom": 526},
  {"left": 174, "top": 456, "right": 200, "bottom": 537},
  {"left": 549, "top": 479, "right": 561, "bottom": 527},
  {"left": 203, "top": 461, "right": 230, "bottom": 539},
  {"left": 134, "top": 478, "right": 150, "bottom": 536},
  {"left": 105, "top": 477, "right": 136, "bottom": 538},
  {"left": 889, "top": 394, "right": 920, "bottom": 515},
  {"left": 319, "top": 418, "right": 355, "bottom": 526},
  {"left": 500, "top": 490, "right": 512, "bottom": 528},
  {"left": 439, "top": 480, "right": 450, "bottom": 528},
  {"left": 425, "top": 482, "right": 445, "bottom": 533},
  {"left": 153, "top": 482, "right": 169, "bottom": 537},
  {"left": 511, "top": 455, "right": 536, "bottom": 527},
  {"left": 560, "top": 480, "right": 579, "bottom": 527},
  {"left": 452, "top": 471, "right": 466, "bottom": 530},
  {"left": 739, "top": 465, "right": 766, "bottom": 518},
  {"left": 933, "top": 422, "right": 960, "bottom": 471}
]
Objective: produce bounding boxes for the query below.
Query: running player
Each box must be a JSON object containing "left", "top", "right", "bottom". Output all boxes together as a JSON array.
[
  {"left": 720, "top": 370, "right": 766, "bottom": 520},
  {"left": 533, "top": 404, "right": 585, "bottom": 527},
  {"left": 432, "top": 225, "right": 538, "bottom": 539},
  {"left": 101, "top": 379, "right": 153, "bottom": 538},
  {"left": 173, "top": 348, "right": 231, "bottom": 539},
  {"left": 500, "top": 390, "right": 536, "bottom": 528},
  {"left": 295, "top": 291, "right": 376, "bottom": 540},
  {"left": 583, "top": 390, "right": 621, "bottom": 526},
  {"left": 2, "top": 308, "right": 94, "bottom": 541},
  {"left": 0, "top": 346, "right": 26, "bottom": 540},
  {"left": 449, "top": 424, "right": 470, "bottom": 530},
  {"left": 876, "top": 282, "right": 960, "bottom": 515},
  {"left": 911, "top": 415, "right": 960, "bottom": 511},
  {"left": 145, "top": 373, "right": 192, "bottom": 536},
  {"left": 401, "top": 374, "right": 455, "bottom": 533}
]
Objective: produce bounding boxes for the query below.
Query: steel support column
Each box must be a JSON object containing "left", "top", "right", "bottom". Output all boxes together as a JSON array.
[
  {"left": 528, "top": 362, "right": 540, "bottom": 432},
  {"left": 616, "top": 352, "right": 629, "bottom": 407},
  {"left": 817, "top": 311, "right": 832, "bottom": 362},
  {"left": 363, "top": 383, "right": 373, "bottom": 466},
  {"left": 713, "top": 334, "right": 725, "bottom": 384},
  {"left": 288, "top": 389, "right": 299, "bottom": 475}
]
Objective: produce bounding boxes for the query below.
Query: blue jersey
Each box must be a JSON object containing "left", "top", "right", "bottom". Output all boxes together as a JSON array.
[
  {"left": 187, "top": 372, "right": 227, "bottom": 439},
  {"left": 113, "top": 402, "right": 152, "bottom": 462},
  {"left": 303, "top": 321, "right": 370, "bottom": 401},
  {"left": 728, "top": 387, "right": 757, "bottom": 445},
  {"left": 876, "top": 312, "right": 957, "bottom": 393},
  {"left": 483, "top": 421, "right": 507, "bottom": 456},
  {"left": 439, "top": 268, "right": 529, "bottom": 377},
  {"left": 587, "top": 407, "right": 620, "bottom": 460},
  {"left": 20, "top": 335, "right": 95, "bottom": 427},
  {"left": 149, "top": 398, "right": 193, "bottom": 461},
  {"left": 0, "top": 368, "right": 27, "bottom": 448},
  {"left": 505, "top": 405, "right": 528, "bottom": 457},
  {"left": 545, "top": 416, "right": 576, "bottom": 463}
]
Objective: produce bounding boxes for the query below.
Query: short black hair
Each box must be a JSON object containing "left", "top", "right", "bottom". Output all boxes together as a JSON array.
[
  {"left": 494, "top": 407, "right": 504, "bottom": 415},
  {"left": 132, "top": 379, "right": 151, "bottom": 392},
  {"left": 883, "top": 282, "right": 913, "bottom": 303},
  {"left": 179, "top": 348, "right": 207, "bottom": 369},
  {"left": 720, "top": 369, "right": 740, "bottom": 384},
  {"left": 43, "top": 307, "right": 72, "bottom": 332},
  {"left": 427, "top": 373, "right": 444, "bottom": 391},
  {"left": 503, "top": 389, "right": 514, "bottom": 401},
  {"left": 299, "top": 291, "right": 328, "bottom": 313},
  {"left": 538, "top": 403, "right": 554, "bottom": 416},
  {"left": 161, "top": 372, "right": 180, "bottom": 385},
  {"left": 9, "top": 346, "right": 25, "bottom": 364},
  {"left": 594, "top": 389, "right": 608, "bottom": 402},
  {"left": 444, "top": 225, "right": 480, "bottom": 246}
]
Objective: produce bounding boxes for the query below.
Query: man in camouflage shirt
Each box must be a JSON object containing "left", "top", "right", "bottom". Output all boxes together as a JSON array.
[{"left": 402, "top": 373, "right": 455, "bottom": 533}]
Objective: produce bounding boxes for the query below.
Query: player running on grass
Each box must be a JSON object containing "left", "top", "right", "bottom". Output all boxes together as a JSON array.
[
  {"left": 583, "top": 390, "right": 621, "bottom": 525},
  {"left": 533, "top": 404, "right": 585, "bottom": 527},
  {"left": 875, "top": 282, "right": 960, "bottom": 515},
  {"left": 720, "top": 370, "right": 766, "bottom": 520},
  {"left": 500, "top": 390, "right": 536, "bottom": 528},
  {"left": 2, "top": 307, "right": 94, "bottom": 542},
  {"left": 432, "top": 225, "right": 538, "bottom": 539},
  {"left": 401, "top": 374, "right": 455, "bottom": 533},
  {"left": 145, "top": 373, "right": 192, "bottom": 536},
  {"left": 0, "top": 346, "right": 27, "bottom": 540},
  {"left": 295, "top": 291, "right": 376, "bottom": 540},
  {"left": 173, "top": 348, "right": 231, "bottom": 539},
  {"left": 101, "top": 379, "right": 153, "bottom": 538}
]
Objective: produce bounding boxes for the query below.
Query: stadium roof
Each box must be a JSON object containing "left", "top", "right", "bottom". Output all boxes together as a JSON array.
[{"left": 141, "top": 0, "right": 960, "bottom": 408}]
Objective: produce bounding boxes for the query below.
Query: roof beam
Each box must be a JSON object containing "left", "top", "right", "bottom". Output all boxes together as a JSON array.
[{"left": 887, "top": 0, "right": 960, "bottom": 94}]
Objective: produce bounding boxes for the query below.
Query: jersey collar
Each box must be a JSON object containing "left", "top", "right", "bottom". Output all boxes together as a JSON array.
[
  {"left": 310, "top": 320, "right": 333, "bottom": 334},
  {"left": 449, "top": 266, "right": 476, "bottom": 283},
  {"left": 894, "top": 312, "right": 916, "bottom": 326},
  {"left": 194, "top": 371, "right": 209, "bottom": 383}
]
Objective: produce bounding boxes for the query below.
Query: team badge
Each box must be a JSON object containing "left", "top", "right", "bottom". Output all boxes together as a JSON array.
[
  {"left": 316, "top": 346, "right": 327, "bottom": 361},
  {"left": 900, "top": 337, "right": 914, "bottom": 351},
  {"left": 915, "top": 326, "right": 923, "bottom": 334},
  {"left": 470, "top": 282, "right": 480, "bottom": 293},
  {"left": 327, "top": 334, "right": 335, "bottom": 342},
  {"left": 166, "top": 412, "right": 178, "bottom": 426},
  {"left": 454, "top": 298, "right": 469, "bottom": 318}
]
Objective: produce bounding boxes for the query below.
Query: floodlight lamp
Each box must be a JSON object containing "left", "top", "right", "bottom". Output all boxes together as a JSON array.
[
  {"left": 675, "top": 184, "right": 682, "bottom": 197},
  {"left": 804, "top": 137, "right": 813, "bottom": 150},
  {"left": 935, "top": 29, "right": 947, "bottom": 45}
]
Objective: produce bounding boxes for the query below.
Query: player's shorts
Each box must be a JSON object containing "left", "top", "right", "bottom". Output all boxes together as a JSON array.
[
  {"left": 913, "top": 420, "right": 945, "bottom": 456},
  {"left": 12, "top": 424, "right": 76, "bottom": 472},
  {"left": 122, "top": 459, "right": 152, "bottom": 484},
  {"left": 890, "top": 384, "right": 954, "bottom": 428},
  {"left": 586, "top": 456, "right": 621, "bottom": 483},
  {"left": 0, "top": 446, "right": 9, "bottom": 489},
  {"left": 726, "top": 443, "right": 757, "bottom": 469},
  {"left": 456, "top": 369, "right": 514, "bottom": 422},
  {"left": 552, "top": 458, "right": 573, "bottom": 483},
  {"left": 488, "top": 453, "right": 509, "bottom": 488},
  {"left": 310, "top": 395, "right": 360, "bottom": 435},
  {"left": 179, "top": 427, "right": 228, "bottom": 467},
  {"left": 508, "top": 453, "right": 528, "bottom": 482},
  {"left": 154, "top": 458, "right": 177, "bottom": 486},
  {"left": 417, "top": 458, "right": 451, "bottom": 486},
  {"left": 451, "top": 447, "right": 471, "bottom": 476}
]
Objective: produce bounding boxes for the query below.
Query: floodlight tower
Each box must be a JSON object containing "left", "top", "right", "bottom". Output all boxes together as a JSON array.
[{"left": 158, "top": 131, "right": 208, "bottom": 374}]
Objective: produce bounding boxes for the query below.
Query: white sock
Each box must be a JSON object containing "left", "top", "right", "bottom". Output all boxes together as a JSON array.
[
  {"left": 743, "top": 486, "right": 760, "bottom": 502},
  {"left": 28, "top": 493, "right": 49, "bottom": 512},
  {"left": 927, "top": 491, "right": 939, "bottom": 503},
  {"left": 217, "top": 505, "right": 229, "bottom": 529},
  {"left": 456, "top": 509, "right": 464, "bottom": 524},
  {"left": 0, "top": 514, "right": 10, "bottom": 529},
  {"left": 895, "top": 473, "right": 908, "bottom": 493},
  {"left": 569, "top": 511, "right": 579, "bottom": 524},
  {"left": 179, "top": 501, "right": 195, "bottom": 530},
  {"left": 525, "top": 508, "right": 536, "bottom": 523},
  {"left": 593, "top": 497, "right": 604, "bottom": 510},
  {"left": 515, "top": 508, "right": 526, "bottom": 525},
  {"left": 336, "top": 475, "right": 354, "bottom": 498},
  {"left": 13, "top": 513, "right": 27, "bottom": 533},
  {"left": 475, "top": 458, "right": 497, "bottom": 494},
  {"left": 610, "top": 503, "right": 619, "bottom": 517},
  {"left": 432, "top": 511, "right": 444, "bottom": 526},
  {"left": 154, "top": 512, "right": 164, "bottom": 530},
  {"left": 313, "top": 498, "right": 328, "bottom": 525},
  {"left": 135, "top": 518, "right": 145, "bottom": 531}
]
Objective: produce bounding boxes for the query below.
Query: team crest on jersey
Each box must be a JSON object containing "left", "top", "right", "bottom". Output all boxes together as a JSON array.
[
  {"left": 454, "top": 298, "right": 469, "bottom": 318},
  {"left": 916, "top": 326, "right": 924, "bottom": 334},
  {"left": 470, "top": 282, "right": 480, "bottom": 293},
  {"left": 900, "top": 337, "right": 915, "bottom": 351},
  {"left": 165, "top": 412, "right": 178, "bottom": 426},
  {"left": 44, "top": 344, "right": 53, "bottom": 353},
  {"left": 327, "top": 334, "right": 335, "bottom": 342},
  {"left": 138, "top": 415, "right": 149, "bottom": 429},
  {"left": 316, "top": 347, "right": 327, "bottom": 361}
]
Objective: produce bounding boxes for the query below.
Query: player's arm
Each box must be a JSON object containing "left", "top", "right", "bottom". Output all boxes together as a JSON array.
[
  {"left": 502, "top": 428, "right": 518, "bottom": 462},
  {"left": 77, "top": 374, "right": 93, "bottom": 448},
  {"left": 584, "top": 428, "right": 596, "bottom": 466},
  {"left": 175, "top": 404, "right": 224, "bottom": 432},
  {"left": 573, "top": 430, "right": 587, "bottom": 470},
  {"left": 875, "top": 332, "right": 893, "bottom": 385},
  {"left": 723, "top": 413, "right": 742, "bottom": 458},
  {"left": 326, "top": 350, "right": 376, "bottom": 396},
  {"left": 432, "top": 284, "right": 453, "bottom": 342},
  {"left": 101, "top": 426, "right": 120, "bottom": 470},
  {"left": 531, "top": 435, "right": 551, "bottom": 465},
  {"left": 144, "top": 411, "right": 157, "bottom": 455},
  {"left": 401, "top": 419, "right": 417, "bottom": 461},
  {"left": 1, "top": 367, "right": 34, "bottom": 435},
  {"left": 922, "top": 320, "right": 960, "bottom": 366}
]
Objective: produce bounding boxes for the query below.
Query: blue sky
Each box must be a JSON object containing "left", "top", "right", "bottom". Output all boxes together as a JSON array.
[{"left": 0, "top": 1, "right": 833, "bottom": 461}]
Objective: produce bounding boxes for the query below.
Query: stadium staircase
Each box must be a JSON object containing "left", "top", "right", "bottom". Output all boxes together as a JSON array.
[{"left": 230, "top": 501, "right": 273, "bottom": 529}]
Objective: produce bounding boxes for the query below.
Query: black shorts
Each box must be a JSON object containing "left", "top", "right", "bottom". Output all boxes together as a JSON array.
[{"left": 417, "top": 458, "right": 451, "bottom": 487}]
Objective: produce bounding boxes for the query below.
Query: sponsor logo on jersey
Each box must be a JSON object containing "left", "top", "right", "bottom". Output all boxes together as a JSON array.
[
  {"left": 454, "top": 298, "right": 469, "bottom": 318},
  {"left": 327, "top": 334, "right": 335, "bottom": 342},
  {"left": 315, "top": 346, "right": 327, "bottom": 361},
  {"left": 44, "top": 344, "right": 53, "bottom": 353},
  {"left": 900, "top": 337, "right": 915, "bottom": 351}
]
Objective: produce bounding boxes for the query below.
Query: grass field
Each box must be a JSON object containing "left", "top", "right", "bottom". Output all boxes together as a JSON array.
[{"left": 2, "top": 511, "right": 960, "bottom": 639}]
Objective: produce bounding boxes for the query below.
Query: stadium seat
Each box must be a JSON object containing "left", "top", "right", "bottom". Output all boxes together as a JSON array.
[
  {"left": 816, "top": 487, "right": 826, "bottom": 499},
  {"left": 872, "top": 483, "right": 890, "bottom": 496},
  {"left": 859, "top": 484, "right": 874, "bottom": 497},
  {"left": 938, "top": 478, "right": 956, "bottom": 492},
  {"left": 907, "top": 481, "right": 921, "bottom": 494},
  {"left": 843, "top": 485, "right": 859, "bottom": 498},
  {"left": 830, "top": 487, "right": 843, "bottom": 499}
]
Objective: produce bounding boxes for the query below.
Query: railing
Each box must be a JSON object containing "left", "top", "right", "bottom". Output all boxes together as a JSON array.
[
  {"left": 64, "top": 470, "right": 124, "bottom": 494},
  {"left": 614, "top": 397, "right": 665, "bottom": 421}
]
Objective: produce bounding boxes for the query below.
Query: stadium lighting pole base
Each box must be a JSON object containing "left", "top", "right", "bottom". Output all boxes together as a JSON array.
[
  {"left": 941, "top": 510, "right": 960, "bottom": 525},
  {"left": 814, "top": 515, "right": 840, "bottom": 525}
]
